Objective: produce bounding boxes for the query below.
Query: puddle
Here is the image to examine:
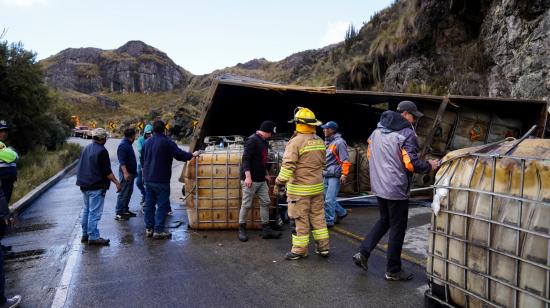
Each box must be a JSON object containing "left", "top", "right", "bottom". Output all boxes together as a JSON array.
[{"left": 15, "top": 223, "right": 57, "bottom": 233}]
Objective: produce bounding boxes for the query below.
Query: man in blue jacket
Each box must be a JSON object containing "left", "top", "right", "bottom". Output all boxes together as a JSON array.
[
  {"left": 353, "top": 101, "right": 438, "bottom": 281},
  {"left": 142, "top": 120, "right": 199, "bottom": 239},
  {"left": 115, "top": 128, "right": 137, "bottom": 220}
]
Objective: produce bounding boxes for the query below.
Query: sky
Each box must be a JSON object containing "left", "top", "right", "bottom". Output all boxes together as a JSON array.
[{"left": 1, "top": 0, "right": 394, "bottom": 75}]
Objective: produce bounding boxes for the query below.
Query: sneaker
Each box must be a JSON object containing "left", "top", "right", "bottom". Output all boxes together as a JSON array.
[
  {"left": 81, "top": 235, "right": 89, "bottom": 243},
  {"left": 335, "top": 212, "right": 348, "bottom": 224},
  {"left": 385, "top": 270, "right": 413, "bottom": 281},
  {"left": 315, "top": 249, "right": 329, "bottom": 257},
  {"left": 88, "top": 238, "right": 110, "bottom": 246},
  {"left": 353, "top": 252, "right": 369, "bottom": 271},
  {"left": 285, "top": 252, "right": 307, "bottom": 260},
  {"left": 115, "top": 214, "right": 129, "bottom": 221},
  {"left": 124, "top": 210, "right": 137, "bottom": 217},
  {"left": 3, "top": 294, "right": 21, "bottom": 308},
  {"left": 145, "top": 229, "right": 153, "bottom": 238},
  {"left": 152, "top": 231, "right": 172, "bottom": 240}
]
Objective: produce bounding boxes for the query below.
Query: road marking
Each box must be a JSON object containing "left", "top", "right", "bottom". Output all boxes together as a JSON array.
[
  {"left": 51, "top": 223, "right": 82, "bottom": 308},
  {"left": 331, "top": 226, "right": 426, "bottom": 268}
]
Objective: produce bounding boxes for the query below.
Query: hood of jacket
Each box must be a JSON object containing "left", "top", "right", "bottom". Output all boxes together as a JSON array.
[{"left": 378, "top": 110, "right": 411, "bottom": 132}]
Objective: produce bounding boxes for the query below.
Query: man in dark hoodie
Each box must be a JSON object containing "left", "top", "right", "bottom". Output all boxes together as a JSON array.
[{"left": 353, "top": 101, "right": 438, "bottom": 281}]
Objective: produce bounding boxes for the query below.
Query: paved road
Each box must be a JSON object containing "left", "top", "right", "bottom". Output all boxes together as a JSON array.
[{"left": 4, "top": 137, "right": 430, "bottom": 308}]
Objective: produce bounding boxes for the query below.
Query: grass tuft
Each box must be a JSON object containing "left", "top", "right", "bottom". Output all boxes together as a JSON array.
[{"left": 11, "top": 143, "right": 82, "bottom": 205}]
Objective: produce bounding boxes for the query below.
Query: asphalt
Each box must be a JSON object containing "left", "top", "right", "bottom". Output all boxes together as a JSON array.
[{"left": 3, "top": 137, "right": 430, "bottom": 308}]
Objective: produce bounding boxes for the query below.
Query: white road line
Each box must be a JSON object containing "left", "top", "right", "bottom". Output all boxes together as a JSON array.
[{"left": 51, "top": 224, "right": 82, "bottom": 308}]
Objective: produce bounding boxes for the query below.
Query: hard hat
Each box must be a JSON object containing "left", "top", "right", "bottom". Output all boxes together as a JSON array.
[{"left": 289, "top": 107, "right": 322, "bottom": 126}]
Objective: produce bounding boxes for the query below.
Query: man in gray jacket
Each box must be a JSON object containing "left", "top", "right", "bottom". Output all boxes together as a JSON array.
[
  {"left": 353, "top": 101, "right": 438, "bottom": 281},
  {"left": 322, "top": 121, "right": 350, "bottom": 227}
]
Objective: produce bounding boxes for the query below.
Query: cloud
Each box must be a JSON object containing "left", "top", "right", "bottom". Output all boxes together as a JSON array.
[
  {"left": 0, "top": 0, "right": 47, "bottom": 8},
  {"left": 319, "top": 21, "right": 350, "bottom": 47}
]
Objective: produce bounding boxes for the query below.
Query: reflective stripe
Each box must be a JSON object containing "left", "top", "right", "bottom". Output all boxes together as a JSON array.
[
  {"left": 0, "top": 162, "right": 16, "bottom": 168},
  {"left": 299, "top": 145, "right": 325, "bottom": 155},
  {"left": 401, "top": 148, "right": 414, "bottom": 172},
  {"left": 312, "top": 228, "right": 329, "bottom": 240},
  {"left": 277, "top": 167, "right": 294, "bottom": 181},
  {"left": 367, "top": 139, "right": 371, "bottom": 161},
  {"left": 292, "top": 234, "right": 309, "bottom": 247},
  {"left": 286, "top": 182, "right": 324, "bottom": 196}
]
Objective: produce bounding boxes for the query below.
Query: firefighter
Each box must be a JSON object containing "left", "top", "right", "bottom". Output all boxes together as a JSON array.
[{"left": 274, "top": 107, "right": 328, "bottom": 260}]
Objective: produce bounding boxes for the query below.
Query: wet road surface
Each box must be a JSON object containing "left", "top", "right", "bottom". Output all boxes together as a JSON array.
[{"left": 4, "top": 137, "right": 430, "bottom": 307}]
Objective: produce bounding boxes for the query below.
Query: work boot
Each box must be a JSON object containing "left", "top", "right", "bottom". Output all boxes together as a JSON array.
[
  {"left": 152, "top": 231, "right": 172, "bottom": 240},
  {"left": 1, "top": 294, "right": 21, "bottom": 308},
  {"left": 335, "top": 212, "right": 348, "bottom": 224},
  {"left": 261, "top": 223, "right": 282, "bottom": 239},
  {"left": 115, "top": 213, "right": 129, "bottom": 221},
  {"left": 315, "top": 249, "right": 329, "bottom": 257},
  {"left": 385, "top": 270, "right": 413, "bottom": 281},
  {"left": 238, "top": 223, "right": 248, "bottom": 242},
  {"left": 88, "top": 238, "right": 110, "bottom": 246},
  {"left": 124, "top": 210, "right": 137, "bottom": 217},
  {"left": 81, "top": 235, "right": 89, "bottom": 243},
  {"left": 145, "top": 229, "right": 153, "bottom": 238},
  {"left": 285, "top": 252, "right": 307, "bottom": 260},
  {"left": 353, "top": 252, "right": 369, "bottom": 271}
]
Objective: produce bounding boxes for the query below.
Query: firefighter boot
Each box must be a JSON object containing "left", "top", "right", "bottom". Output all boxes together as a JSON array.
[
  {"left": 262, "top": 223, "right": 282, "bottom": 239},
  {"left": 238, "top": 223, "right": 248, "bottom": 242}
]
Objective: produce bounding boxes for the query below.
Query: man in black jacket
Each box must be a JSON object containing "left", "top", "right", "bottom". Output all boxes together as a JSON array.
[
  {"left": 76, "top": 128, "right": 121, "bottom": 246},
  {"left": 238, "top": 121, "right": 281, "bottom": 242}
]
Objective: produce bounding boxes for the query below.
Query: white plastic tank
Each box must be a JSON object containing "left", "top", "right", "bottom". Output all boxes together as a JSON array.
[{"left": 426, "top": 137, "right": 550, "bottom": 307}]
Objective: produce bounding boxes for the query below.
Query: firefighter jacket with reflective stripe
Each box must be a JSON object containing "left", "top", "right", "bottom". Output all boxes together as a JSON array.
[
  {"left": 276, "top": 133, "right": 326, "bottom": 197},
  {"left": 367, "top": 111, "right": 431, "bottom": 200},
  {"left": 323, "top": 133, "right": 351, "bottom": 178}
]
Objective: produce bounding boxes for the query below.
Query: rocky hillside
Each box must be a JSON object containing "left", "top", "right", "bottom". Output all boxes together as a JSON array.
[
  {"left": 185, "top": 0, "right": 548, "bottom": 101},
  {"left": 41, "top": 40, "right": 192, "bottom": 94},
  {"left": 40, "top": 0, "right": 548, "bottom": 138}
]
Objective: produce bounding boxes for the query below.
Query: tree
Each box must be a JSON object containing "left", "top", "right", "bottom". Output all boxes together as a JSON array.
[{"left": 0, "top": 39, "right": 71, "bottom": 153}]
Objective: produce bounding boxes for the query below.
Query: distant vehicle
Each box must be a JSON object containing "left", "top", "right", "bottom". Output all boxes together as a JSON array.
[
  {"left": 73, "top": 126, "right": 89, "bottom": 138},
  {"left": 84, "top": 129, "right": 94, "bottom": 139}
]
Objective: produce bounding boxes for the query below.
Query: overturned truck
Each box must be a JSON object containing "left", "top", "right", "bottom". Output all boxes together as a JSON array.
[{"left": 181, "top": 75, "right": 548, "bottom": 230}]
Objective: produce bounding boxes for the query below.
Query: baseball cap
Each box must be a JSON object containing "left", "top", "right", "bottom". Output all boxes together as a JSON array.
[
  {"left": 0, "top": 120, "right": 8, "bottom": 130},
  {"left": 397, "top": 101, "right": 424, "bottom": 118},
  {"left": 92, "top": 128, "right": 108, "bottom": 139},
  {"left": 321, "top": 121, "right": 339, "bottom": 132},
  {"left": 259, "top": 120, "right": 276, "bottom": 134}
]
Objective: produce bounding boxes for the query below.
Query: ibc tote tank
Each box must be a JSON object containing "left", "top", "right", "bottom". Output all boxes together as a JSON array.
[{"left": 426, "top": 138, "right": 550, "bottom": 307}]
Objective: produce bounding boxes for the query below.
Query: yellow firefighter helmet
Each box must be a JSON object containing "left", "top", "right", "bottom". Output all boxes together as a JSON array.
[{"left": 289, "top": 107, "right": 322, "bottom": 126}]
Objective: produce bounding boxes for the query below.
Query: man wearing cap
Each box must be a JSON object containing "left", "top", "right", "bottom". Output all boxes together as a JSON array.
[
  {"left": 0, "top": 120, "right": 22, "bottom": 307},
  {"left": 353, "top": 101, "right": 438, "bottom": 281},
  {"left": 142, "top": 120, "right": 200, "bottom": 240},
  {"left": 321, "top": 121, "right": 350, "bottom": 227},
  {"left": 76, "top": 128, "right": 122, "bottom": 246},
  {"left": 238, "top": 120, "right": 281, "bottom": 242}
]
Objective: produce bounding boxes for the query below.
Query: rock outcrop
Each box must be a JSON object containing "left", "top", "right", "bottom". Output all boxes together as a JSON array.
[{"left": 41, "top": 41, "right": 192, "bottom": 94}]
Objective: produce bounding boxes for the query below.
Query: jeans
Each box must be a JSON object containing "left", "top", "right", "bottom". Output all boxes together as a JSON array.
[
  {"left": 136, "top": 167, "right": 146, "bottom": 202},
  {"left": 359, "top": 197, "right": 409, "bottom": 273},
  {"left": 323, "top": 177, "right": 347, "bottom": 224},
  {"left": 81, "top": 189, "right": 106, "bottom": 240},
  {"left": 144, "top": 182, "right": 170, "bottom": 233},
  {"left": 239, "top": 181, "right": 270, "bottom": 224},
  {"left": 116, "top": 171, "right": 135, "bottom": 214}
]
